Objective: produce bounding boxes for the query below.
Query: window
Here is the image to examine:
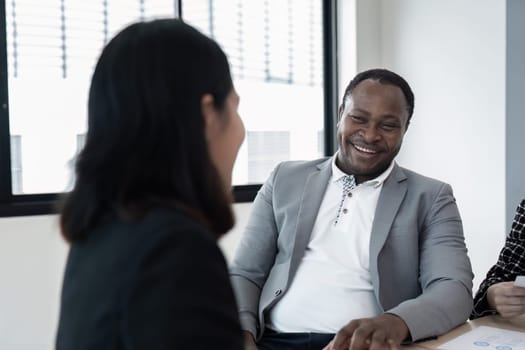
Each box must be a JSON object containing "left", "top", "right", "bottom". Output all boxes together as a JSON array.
[
  {"left": 317, "top": 129, "right": 324, "bottom": 156},
  {"left": 183, "top": 0, "right": 327, "bottom": 185},
  {"left": 0, "top": 0, "right": 338, "bottom": 216},
  {"left": 247, "top": 131, "right": 290, "bottom": 183},
  {"left": 76, "top": 133, "right": 86, "bottom": 154},
  {"left": 10, "top": 135, "right": 22, "bottom": 193}
]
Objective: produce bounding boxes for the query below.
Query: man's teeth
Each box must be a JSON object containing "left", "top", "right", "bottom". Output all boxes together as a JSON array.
[{"left": 354, "top": 145, "right": 377, "bottom": 154}]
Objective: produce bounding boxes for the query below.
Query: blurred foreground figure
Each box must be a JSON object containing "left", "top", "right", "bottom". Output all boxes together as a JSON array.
[{"left": 56, "top": 19, "right": 245, "bottom": 350}]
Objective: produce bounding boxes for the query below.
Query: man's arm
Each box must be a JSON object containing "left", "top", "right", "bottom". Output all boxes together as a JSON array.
[
  {"left": 230, "top": 164, "right": 282, "bottom": 339},
  {"left": 387, "top": 183, "right": 473, "bottom": 341},
  {"left": 325, "top": 183, "right": 473, "bottom": 349}
]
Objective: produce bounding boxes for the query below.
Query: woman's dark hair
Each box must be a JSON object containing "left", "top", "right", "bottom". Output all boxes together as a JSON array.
[
  {"left": 342, "top": 68, "right": 415, "bottom": 126},
  {"left": 60, "top": 19, "right": 235, "bottom": 242}
]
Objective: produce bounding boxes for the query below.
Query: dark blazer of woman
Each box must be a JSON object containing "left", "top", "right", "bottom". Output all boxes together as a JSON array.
[
  {"left": 55, "top": 19, "right": 245, "bottom": 349},
  {"left": 56, "top": 208, "right": 242, "bottom": 349}
]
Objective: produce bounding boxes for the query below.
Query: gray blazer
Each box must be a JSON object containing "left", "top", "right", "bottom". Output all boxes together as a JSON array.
[{"left": 230, "top": 158, "right": 473, "bottom": 342}]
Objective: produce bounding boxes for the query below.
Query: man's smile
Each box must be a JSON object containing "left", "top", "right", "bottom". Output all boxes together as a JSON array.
[
  {"left": 353, "top": 144, "right": 379, "bottom": 154},
  {"left": 347, "top": 140, "right": 384, "bottom": 156}
]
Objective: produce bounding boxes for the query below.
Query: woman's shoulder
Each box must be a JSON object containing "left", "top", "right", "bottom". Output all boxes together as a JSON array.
[
  {"left": 127, "top": 207, "right": 220, "bottom": 259},
  {"left": 70, "top": 207, "right": 222, "bottom": 275},
  {"left": 139, "top": 207, "right": 212, "bottom": 238}
]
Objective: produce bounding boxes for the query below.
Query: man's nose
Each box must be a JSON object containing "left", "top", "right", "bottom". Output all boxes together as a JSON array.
[{"left": 361, "top": 125, "right": 381, "bottom": 142}]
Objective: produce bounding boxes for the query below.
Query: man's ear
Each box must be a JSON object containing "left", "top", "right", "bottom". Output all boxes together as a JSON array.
[
  {"left": 337, "top": 104, "right": 344, "bottom": 128},
  {"left": 404, "top": 116, "right": 410, "bottom": 133}
]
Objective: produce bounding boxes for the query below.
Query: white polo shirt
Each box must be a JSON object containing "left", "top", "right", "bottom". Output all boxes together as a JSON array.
[{"left": 267, "top": 156, "right": 395, "bottom": 333}]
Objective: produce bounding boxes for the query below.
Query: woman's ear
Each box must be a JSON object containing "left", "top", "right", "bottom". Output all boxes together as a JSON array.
[
  {"left": 201, "top": 94, "right": 216, "bottom": 127},
  {"left": 201, "top": 94, "right": 220, "bottom": 141}
]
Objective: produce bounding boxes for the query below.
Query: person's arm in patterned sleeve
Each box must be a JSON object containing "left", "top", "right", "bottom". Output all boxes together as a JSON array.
[{"left": 471, "top": 199, "right": 525, "bottom": 319}]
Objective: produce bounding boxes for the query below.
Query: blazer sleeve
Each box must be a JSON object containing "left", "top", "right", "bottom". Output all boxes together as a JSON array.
[
  {"left": 229, "top": 164, "right": 282, "bottom": 338},
  {"left": 121, "top": 226, "right": 244, "bottom": 350},
  {"left": 387, "top": 183, "right": 474, "bottom": 341},
  {"left": 471, "top": 199, "right": 525, "bottom": 319}
]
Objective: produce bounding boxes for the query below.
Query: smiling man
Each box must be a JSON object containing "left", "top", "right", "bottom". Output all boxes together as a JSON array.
[{"left": 231, "top": 69, "right": 474, "bottom": 350}]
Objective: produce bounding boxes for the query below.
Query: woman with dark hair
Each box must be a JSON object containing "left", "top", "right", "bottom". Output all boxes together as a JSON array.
[
  {"left": 56, "top": 19, "right": 245, "bottom": 349},
  {"left": 471, "top": 198, "right": 525, "bottom": 319}
]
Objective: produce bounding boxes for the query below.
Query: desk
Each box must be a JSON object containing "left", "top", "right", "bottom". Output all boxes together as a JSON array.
[{"left": 406, "top": 314, "right": 525, "bottom": 350}]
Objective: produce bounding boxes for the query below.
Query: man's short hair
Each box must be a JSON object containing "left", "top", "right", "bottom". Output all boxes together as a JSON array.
[{"left": 342, "top": 68, "right": 415, "bottom": 124}]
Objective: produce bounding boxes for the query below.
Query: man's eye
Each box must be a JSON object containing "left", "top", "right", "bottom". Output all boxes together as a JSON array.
[
  {"left": 350, "top": 115, "right": 365, "bottom": 123},
  {"left": 381, "top": 124, "right": 399, "bottom": 131}
]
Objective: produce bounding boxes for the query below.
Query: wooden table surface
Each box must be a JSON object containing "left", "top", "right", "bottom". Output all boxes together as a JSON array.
[{"left": 401, "top": 314, "right": 525, "bottom": 350}]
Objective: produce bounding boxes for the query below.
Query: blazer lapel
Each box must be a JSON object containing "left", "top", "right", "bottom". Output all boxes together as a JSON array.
[
  {"left": 369, "top": 164, "right": 407, "bottom": 306},
  {"left": 287, "top": 158, "right": 332, "bottom": 285}
]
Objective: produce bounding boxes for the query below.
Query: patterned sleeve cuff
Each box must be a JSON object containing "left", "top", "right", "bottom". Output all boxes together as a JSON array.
[{"left": 471, "top": 288, "right": 497, "bottom": 319}]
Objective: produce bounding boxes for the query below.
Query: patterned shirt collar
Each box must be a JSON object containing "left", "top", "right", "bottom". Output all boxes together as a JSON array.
[{"left": 331, "top": 152, "right": 395, "bottom": 188}]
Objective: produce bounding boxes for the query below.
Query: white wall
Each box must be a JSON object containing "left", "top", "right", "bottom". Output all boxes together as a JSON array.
[
  {"left": 0, "top": 215, "right": 66, "bottom": 350},
  {"left": 355, "top": 0, "right": 507, "bottom": 290},
  {"left": 506, "top": 0, "right": 525, "bottom": 230}
]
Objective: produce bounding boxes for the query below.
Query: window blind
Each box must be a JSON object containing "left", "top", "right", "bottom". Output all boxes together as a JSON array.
[
  {"left": 183, "top": 0, "right": 322, "bottom": 86},
  {"left": 5, "top": 0, "right": 177, "bottom": 78}
]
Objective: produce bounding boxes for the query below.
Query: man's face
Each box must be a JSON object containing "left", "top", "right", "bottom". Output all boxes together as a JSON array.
[{"left": 336, "top": 79, "right": 409, "bottom": 184}]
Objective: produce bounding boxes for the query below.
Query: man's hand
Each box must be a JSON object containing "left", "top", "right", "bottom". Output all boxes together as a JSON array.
[
  {"left": 487, "top": 282, "right": 525, "bottom": 318},
  {"left": 322, "top": 314, "right": 409, "bottom": 350},
  {"left": 243, "top": 330, "right": 258, "bottom": 350}
]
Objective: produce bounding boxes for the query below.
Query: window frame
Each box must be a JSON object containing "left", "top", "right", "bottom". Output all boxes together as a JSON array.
[{"left": 0, "top": 0, "right": 338, "bottom": 217}]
